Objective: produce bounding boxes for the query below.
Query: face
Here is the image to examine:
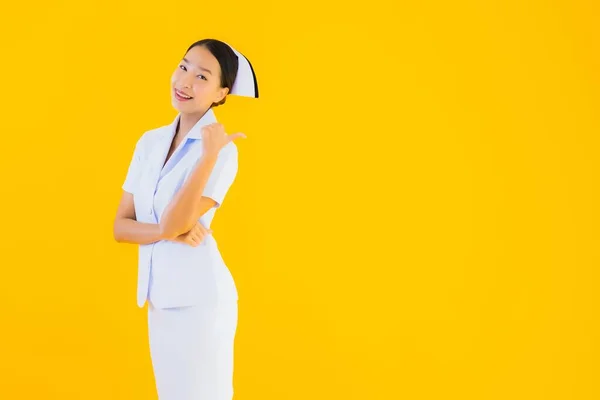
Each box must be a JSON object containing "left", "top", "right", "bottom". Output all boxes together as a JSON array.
[{"left": 170, "top": 45, "right": 229, "bottom": 115}]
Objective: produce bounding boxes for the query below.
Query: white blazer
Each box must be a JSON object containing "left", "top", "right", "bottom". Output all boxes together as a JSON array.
[{"left": 122, "top": 108, "right": 239, "bottom": 308}]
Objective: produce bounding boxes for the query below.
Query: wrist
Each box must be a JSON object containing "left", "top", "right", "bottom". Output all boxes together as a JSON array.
[{"left": 201, "top": 151, "right": 219, "bottom": 163}]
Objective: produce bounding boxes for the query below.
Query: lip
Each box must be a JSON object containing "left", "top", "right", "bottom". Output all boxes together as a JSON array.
[{"left": 173, "top": 88, "right": 193, "bottom": 101}]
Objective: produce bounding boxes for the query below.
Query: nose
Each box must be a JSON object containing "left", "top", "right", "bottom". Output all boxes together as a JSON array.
[{"left": 179, "top": 75, "right": 193, "bottom": 89}]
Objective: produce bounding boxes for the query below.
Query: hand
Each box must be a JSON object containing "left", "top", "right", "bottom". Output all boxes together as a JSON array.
[
  {"left": 201, "top": 123, "right": 246, "bottom": 156},
  {"left": 172, "top": 222, "right": 212, "bottom": 247}
]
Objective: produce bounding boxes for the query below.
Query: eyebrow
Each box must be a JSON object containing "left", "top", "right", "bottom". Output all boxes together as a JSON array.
[{"left": 182, "top": 58, "right": 212, "bottom": 75}]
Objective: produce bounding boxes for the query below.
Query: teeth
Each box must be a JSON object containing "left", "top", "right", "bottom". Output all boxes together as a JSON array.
[{"left": 177, "top": 90, "right": 191, "bottom": 99}]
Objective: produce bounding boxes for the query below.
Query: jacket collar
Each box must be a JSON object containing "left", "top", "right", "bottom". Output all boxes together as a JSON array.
[{"left": 167, "top": 108, "right": 217, "bottom": 141}]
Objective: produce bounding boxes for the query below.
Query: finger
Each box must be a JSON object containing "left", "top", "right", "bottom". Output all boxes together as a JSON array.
[
  {"left": 192, "top": 231, "right": 204, "bottom": 243},
  {"left": 197, "top": 223, "right": 212, "bottom": 235},
  {"left": 193, "top": 223, "right": 202, "bottom": 235},
  {"left": 227, "top": 132, "right": 247, "bottom": 142},
  {"left": 188, "top": 235, "right": 200, "bottom": 247},
  {"left": 203, "top": 123, "right": 221, "bottom": 133},
  {"left": 199, "top": 224, "right": 211, "bottom": 235}
]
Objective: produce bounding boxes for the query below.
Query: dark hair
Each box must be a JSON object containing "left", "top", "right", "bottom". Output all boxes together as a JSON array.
[{"left": 185, "top": 39, "right": 239, "bottom": 108}]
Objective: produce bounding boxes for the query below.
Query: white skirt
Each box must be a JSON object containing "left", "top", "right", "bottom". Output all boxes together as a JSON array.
[{"left": 147, "top": 300, "right": 238, "bottom": 400}]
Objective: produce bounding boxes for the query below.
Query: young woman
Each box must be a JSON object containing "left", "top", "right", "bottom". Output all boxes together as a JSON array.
[{"left": 113, "top": 38, "right": 258, "bottom": 400}]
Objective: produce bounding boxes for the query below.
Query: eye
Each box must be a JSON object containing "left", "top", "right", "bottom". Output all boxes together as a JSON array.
[
  {"left": 197, "top": 75, "right": 207, "bottom": 81},
  {"left": 179, "top": 64, "right": 187, "bottom": 71}
]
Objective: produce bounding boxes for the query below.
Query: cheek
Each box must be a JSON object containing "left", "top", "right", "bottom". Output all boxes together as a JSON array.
[
  {"left": 171, "top": 69, "right": 185, "bottom": 85},
  {"left": 192, "top": 82, "right": 212, "bottom": 98}
]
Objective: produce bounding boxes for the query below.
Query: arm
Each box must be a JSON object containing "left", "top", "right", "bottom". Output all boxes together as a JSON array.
[
  {"left": 113, "top": 191, "right": 165, "bottom": 245},
  {"left": 114, "top": 134, "right": 164, "bottom": 245},
  {"left": 158, "top": 123, "right": 244, "bottom": 240},
  {"left": 158, "top": 153, "right": 219, "bottom": 240},
  {"left": 160, "top": 123, "right": 246, "bottom": 240}
]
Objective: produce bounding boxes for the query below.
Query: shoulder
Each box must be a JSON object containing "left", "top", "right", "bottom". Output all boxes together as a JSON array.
[
  {"left": 133, "top": 124, "right": 171, "bottom": 154},
  {"left": 215, "top": 142, "right": 238, "bottom": 165},
  {"left": 137, "top": 125, "right": 168, "bottom": 146},
  {"left": 221, "top": 141, "right": 238, "bottom": 157}
]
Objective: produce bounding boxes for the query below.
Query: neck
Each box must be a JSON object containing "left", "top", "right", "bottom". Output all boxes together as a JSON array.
[{"left": 176, "top": 108, "right": 209, "bottom": 138}]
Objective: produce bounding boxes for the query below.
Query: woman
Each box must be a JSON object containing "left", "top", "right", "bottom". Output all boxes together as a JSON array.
[{"left": 113, "top": 38, "right": 258, "bottom": 400}]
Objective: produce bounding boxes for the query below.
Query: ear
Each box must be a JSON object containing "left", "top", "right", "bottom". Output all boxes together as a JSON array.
[{"left": 215, "top": 87, "right": 230, "bottom": 104}]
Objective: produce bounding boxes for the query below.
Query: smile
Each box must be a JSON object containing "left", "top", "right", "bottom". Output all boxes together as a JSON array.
[{"left": 174, "top": 89, "right": 193, "bottom": 101}]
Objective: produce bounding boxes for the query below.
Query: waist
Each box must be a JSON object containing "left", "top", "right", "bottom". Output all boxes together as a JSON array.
[{"left": 147, "top": 236, "right": 222, "bottom": 265}]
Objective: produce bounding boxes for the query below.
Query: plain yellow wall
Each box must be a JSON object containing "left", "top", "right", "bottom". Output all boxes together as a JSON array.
[{"left": 0, "top": 0, "right": 598, "bottom": 399}]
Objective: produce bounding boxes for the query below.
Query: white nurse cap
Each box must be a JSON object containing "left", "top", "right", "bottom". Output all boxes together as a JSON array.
[{"left": 224, "top": 42, "right": 259, "bottom": 99}]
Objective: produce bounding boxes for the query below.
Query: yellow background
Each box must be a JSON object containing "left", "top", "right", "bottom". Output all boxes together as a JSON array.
[{"left": 0, "top": 0, "right": 598, "bottom": 399}]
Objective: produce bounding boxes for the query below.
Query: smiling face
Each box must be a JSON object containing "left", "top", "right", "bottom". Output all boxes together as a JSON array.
[{"left": 170, "top": 45, "right": 229, "bottom": 115}]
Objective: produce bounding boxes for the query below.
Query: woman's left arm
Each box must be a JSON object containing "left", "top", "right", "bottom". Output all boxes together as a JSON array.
[
  {"left": 158, "top": 123, "right": 244, "bottom": 239},
  {"left": 158, "top": 153, "right": 219, "bottom": 239}
]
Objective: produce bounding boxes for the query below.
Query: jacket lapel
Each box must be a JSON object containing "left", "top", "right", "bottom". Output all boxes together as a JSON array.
[
  {"left": 140, "top": 129, "right": 173, "bottom": 224},
  {"left": 159, "top": 109, "right": 217, "bottom": 179}
]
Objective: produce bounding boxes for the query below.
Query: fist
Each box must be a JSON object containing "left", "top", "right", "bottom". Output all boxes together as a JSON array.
[
  {"left": 201, "top": 123, "right": 246, "bottom": 156},
  {"left": 173, "top": 222, "right": 211, "bottom": 247}
]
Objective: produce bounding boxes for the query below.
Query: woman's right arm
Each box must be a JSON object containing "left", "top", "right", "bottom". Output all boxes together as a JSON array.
[{"left": 113, "top": 191, "right": 165, "bottom": 245}]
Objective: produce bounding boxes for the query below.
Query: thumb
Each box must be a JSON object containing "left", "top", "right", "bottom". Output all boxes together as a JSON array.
[{"left": 228, "top": 132, "right": 247, "bottom": 142}]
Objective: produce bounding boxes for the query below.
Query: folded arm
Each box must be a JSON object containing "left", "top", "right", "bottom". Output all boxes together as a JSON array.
[
  {"left": 113, "top": 191, "right": 165, "bottom": 245},
  {"left": 158, "top": 153, "right": 219, "bottom": 240}
]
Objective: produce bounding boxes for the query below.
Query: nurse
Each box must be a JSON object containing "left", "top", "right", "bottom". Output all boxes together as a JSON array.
[{"left": 113, "top": 38, "right": 258, "bottom": 400}]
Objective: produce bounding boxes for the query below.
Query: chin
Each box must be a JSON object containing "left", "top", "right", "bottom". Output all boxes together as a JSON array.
[
  {"left": 171, "top": 99, "right": 184, "bottom": 112},
  {"left": 171, "top": 98, "right": 193, "bottom": 113}
]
